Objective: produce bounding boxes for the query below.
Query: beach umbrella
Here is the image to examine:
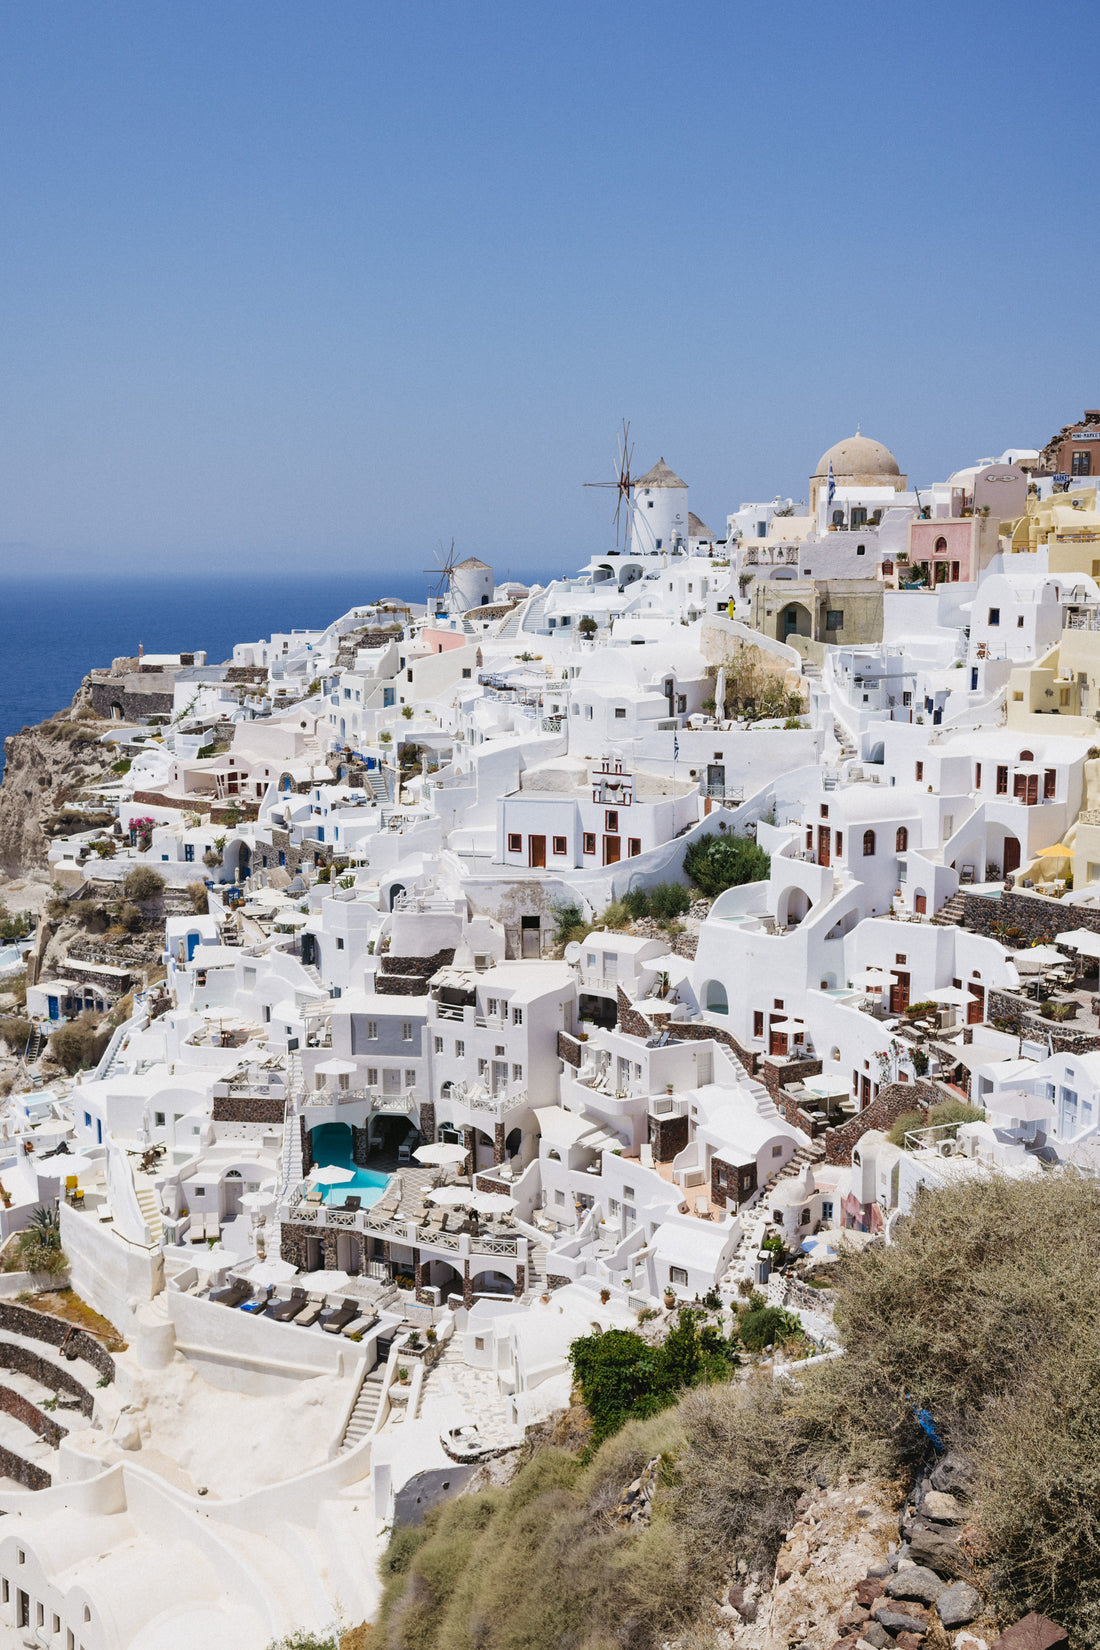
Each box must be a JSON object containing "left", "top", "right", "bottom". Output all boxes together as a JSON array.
[
  {"left": 240, "top": 1189, "right": 275, "bottom": 1211},
  {"left": 469, "top": 1191, "right": 516, "bottom": 1215},
  {"left": 1056, "top": 928, "right": 1100, "bottom": 960},
  {"left": 849, "top": 968, "right": 886, "bottom": 989},
  {"left": 413, "top": 1143, "right": 469, "bottom": 1168},
  {"left": 714, "top": 667, "right": 726, "bottom": 721},
  {"left": 244, "top": 1256, "right": 297, "bottom": 1287},
  {"left": 802, "top": 1073, "right": 851, "bottom": 1099},
  {"left": 315, "top": 1058, "right": 358, "bottom": 1078},
  {"left": 300, "top": 1269, "right": 351, "bottom": 1292},
  {"left": 926, "top": 987, "right": 970, "bottom": 1006},
  {"left": 308, "top": 1163, "right": 356, "bottom": 1186},
  {"left": 426, "top": 1185, "right": 473, "bottom": 1207}
]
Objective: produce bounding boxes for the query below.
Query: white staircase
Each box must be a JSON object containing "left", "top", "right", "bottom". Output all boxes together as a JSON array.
[
  {"left": 279, "top": 1101, "right": 304, "bottom": 1200},
  {"left": 340, "top": 1367, "right": 386, "bottom": 1450},
  {"left": 133, "top": 1176, "right": 163, "bottom": 1245},
  {"left": 518, "top": 591, "right": 548, "bottom": 634}
]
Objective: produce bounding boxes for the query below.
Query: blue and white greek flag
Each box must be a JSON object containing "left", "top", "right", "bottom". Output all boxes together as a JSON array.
[
  {"left": 673, "top": 734, "right": 680, "bottom": 760},
  {"left": 827, "top": 462, "right": 835, "bottom": 506}
]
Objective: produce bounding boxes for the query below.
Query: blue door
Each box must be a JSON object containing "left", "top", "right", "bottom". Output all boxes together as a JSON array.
[
  {"left": 47, "top": 997, "right": 58, "bottom": 1021},
  {"left": 96, "top": 1119, "right": 102, "bottom": 1144},
  {"left": 187, "top": 933, "right": 200, "bottom": 961}
]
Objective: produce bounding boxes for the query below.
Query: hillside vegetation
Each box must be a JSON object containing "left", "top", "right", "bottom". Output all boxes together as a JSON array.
[{"left": 371, "top": 1172, "right": 1100, "bottom": 1650}]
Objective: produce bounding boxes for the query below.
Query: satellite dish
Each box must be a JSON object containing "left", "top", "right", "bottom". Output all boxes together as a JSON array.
[{"left": 564, "top": 941, "right": 583, "bottom": 965}]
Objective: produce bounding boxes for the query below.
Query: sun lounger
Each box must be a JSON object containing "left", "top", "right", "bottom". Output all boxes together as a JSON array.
[
  {"left": 694, "top": 1196, "right": 711, "bottom": 1219},
  {"left": 240, "top": 1286, "right": 273, "bottom": 1313},
  {"left": 190, "top": 1217, "right": 207, "bottom": 1243},
  {"left": 342, "top": 1311, "right": 378, "bottom": 1338},
  {"left": 205, "top": 1213, "right": 221, "bottom": 1241},
  {"left": 266, "top": 1288, "right": 308, "bottom": 1322},
  {"left": 294, "top": 1294, "right": 326, "bottom": 1328},
  {"left": 210, "top": 1278, "right": 251, "bottom": 1308},
  {"left": 304, "top": 1187, "right": 323, "bottom": 1205},
  {"left": 322, "top": 1298, "right": 359, "bottom": 1334},
  {"left": 640, "top": 1143, "right": 655, "bottom": 1170},
  {"left": 344, "top": 1195, "right": 362, "bottom": 1212}
]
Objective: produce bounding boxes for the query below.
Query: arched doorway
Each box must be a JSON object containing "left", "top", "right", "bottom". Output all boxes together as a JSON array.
[{"left": 704, "top": 980, "right": 728, "bottom": 1014}]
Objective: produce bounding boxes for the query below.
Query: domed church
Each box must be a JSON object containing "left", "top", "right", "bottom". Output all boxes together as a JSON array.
[{"left": 808, "top": 432, "right": 907, "bottom": 516}]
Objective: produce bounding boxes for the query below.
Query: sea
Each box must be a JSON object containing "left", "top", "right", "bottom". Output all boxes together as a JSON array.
[{"left": 0, "top": 569, "right": 533, "bottom": 771}]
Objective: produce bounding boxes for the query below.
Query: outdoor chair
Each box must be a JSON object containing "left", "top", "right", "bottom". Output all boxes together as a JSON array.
[
  {"left": 240, "top": 1286, "right": 273, "bottom": 1313},
  {"left": 322, "top": 1298, "right": 359, "bottom": 1334},
  {"left": 694, "top": 1196, "right": 711, "bottom": 1219},
  {"left": 294, "top": 1294, "right": 326, "bottom": 1328},
  {"left": 266, "top": 1289, "right": 308, "bottom": 1322},
  {"left": 204, "top": 1213, "right": 221, "bottom": 1241},
  {"left": 304, "top": 1187, "right": 323, "bottom": 1205},
  {"left": 342, "top": 1311, "right": 378, "bottom": 1338},
  {"left": 344, "top": 1195, "right": 362, "bottom": 1212},
  {"left": 190, "top": 1217, "right": 207, "bottom": 1244},
  {"left": 210, "top": 1278, "right": 251, "bottom": 1309}
]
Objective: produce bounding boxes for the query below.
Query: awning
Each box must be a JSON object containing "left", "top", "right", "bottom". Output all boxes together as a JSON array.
[
  {"left": 576, "top": 1125, "right": 625, "bottom": 1152},
  {"left": 1056, "top": 928, "right": 1100, "bottom": 959},
  {"left": 933, "top": 1041, "right": 1010, "bottom": 1073}
]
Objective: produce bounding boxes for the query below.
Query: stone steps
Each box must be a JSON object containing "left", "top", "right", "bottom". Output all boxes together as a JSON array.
[
  {"left": 932, "top": 892, "right": 968, "bottom": 927},
  {"left": 340, "top": 1368, "right": 385, "bottom": 1450}
]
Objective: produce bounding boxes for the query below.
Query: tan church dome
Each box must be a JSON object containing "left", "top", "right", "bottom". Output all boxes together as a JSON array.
[{"left": 813, "top": 433, "right": 900, "bottom": 480}]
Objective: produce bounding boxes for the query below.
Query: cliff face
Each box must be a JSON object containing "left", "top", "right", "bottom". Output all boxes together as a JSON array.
[{"left": 0, "top": 711, "right": 115, "bottom": 876}]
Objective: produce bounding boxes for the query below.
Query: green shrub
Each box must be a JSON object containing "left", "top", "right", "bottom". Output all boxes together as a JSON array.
[
  {"left": 595, "top": 900, "right": 631, "bottom": 931},
  {"left": 123, "top": 866, "right": 165, "bottom": 901},
  {"left": 683, "top": 832, "right": 770, "bottom": 897},
  {"left": 569, "top": 1309, "right": 738, "bottom": 1448},
  {"left": 550, "top": 901, "right": 586, "bottom": 949},
  {"left": 885, "top": 1108, "right": 924, "bottom": 1147},
  {"left": 736, "top": 1305, "right": 801, "bottom": 1352}
]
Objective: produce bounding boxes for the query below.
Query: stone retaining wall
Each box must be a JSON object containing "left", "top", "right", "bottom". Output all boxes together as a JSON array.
[
  {"left": 0, "top": 1303, "right": 115, "bottom": 1382},
  {"left": 0, "top": 1442, "right": 49, "bottom": 1490},
  {"left": 0, "top": 1342, "right": 94, "bottom": 1417},
  {"left": 557, "top": 1032, "right": 582, "bottom": 1069},
  {"left": 821, "top": 1081, "right": 940, "bottom": 1166},
  {"left": 211, "top": 1094, "right": 284, "bottom": 1124},
  {"left": 0, "top": 1382, "right": 66, "bottom": 1446},
  {"left": 987, "top": 987, "right": 1100, "bottom": 1053},
  {"left": 958, "top": 889, "right": 1100, "bottom": 944}
]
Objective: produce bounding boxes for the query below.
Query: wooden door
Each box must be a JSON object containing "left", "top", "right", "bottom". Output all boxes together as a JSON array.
[
  {"left": 860, "top": 1075, "right": 871, "bottom": 1106},
  {"left": 914, "top": 893, "right": 927, "bottom": 914},
  {"left": 769, "top": 1019, "right": 788, "bottom": 1056},
  {"left": 1003, "top": 836, "right": 1021, "bottom": 874},
  {"left": 603, "top": 835, "right": 621, "bottom": 865},
  {"left": 528, "top": 835, "right": 546, "bottom": 868},
  {"left": 967, "top": 985, "right": 985, "bottom": 1025},
  {"left": 817, "top": 825, "right": 831, "bottom": 867},
  {"left": 889, "top": 972, "right": 910, "bottom": 1014}
]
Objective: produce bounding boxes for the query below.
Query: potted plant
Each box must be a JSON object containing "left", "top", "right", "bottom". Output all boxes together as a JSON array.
[
  {"left": 599, "top": 1287, "right": 611, "bottom": 1304},
  {"left": 663, "top": 1285, "right": 676, "bottom": 1311},
  {"left": 397, "top": 1366, "right": 410, "bottom": 1385}
]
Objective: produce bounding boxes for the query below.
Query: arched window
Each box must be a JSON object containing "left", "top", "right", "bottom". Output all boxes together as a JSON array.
[
  {"left": 934, "top": 535, "right": 947, "bottom": 554},
  {"left": 863, "top": 829, "right": 876, "bottom": 857},
  {"left": 896, "top": 826, "right": 908, "bottom": 852},
  {"left": 1019, "top": 750, "right": 1034, "bottom": 762}
]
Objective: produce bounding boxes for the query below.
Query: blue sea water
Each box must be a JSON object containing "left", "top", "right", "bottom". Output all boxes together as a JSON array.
[{"left": 0, "top": 570, "right": 444, "bottom": 770}]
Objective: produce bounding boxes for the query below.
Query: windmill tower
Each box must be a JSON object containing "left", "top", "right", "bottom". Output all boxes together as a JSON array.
[
  {"left": 423, "top": 540, "right": 460, "bottom": 615},
  {"left": 584, "top": 420, "right": 647, "bottom": 556}
]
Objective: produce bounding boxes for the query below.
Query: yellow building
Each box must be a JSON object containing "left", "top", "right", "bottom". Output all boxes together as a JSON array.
[{"left": 1006, "top": 486, "right": 1100, "bottom": 575}]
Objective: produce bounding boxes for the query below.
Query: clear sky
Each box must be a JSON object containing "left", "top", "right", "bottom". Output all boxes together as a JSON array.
[{"left": 1, "top": 1, "right": 1097, "bottom": 580}]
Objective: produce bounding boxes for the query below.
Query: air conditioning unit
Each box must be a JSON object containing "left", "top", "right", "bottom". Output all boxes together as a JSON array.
[
  {"left": 938, "top": 1138, "right": 957, "bottom": 1158},
  {"left": 473, "top": 954, "right": 491, "bottom": 971}
]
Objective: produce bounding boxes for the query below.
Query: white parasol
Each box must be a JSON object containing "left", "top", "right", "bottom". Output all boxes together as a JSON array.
[
  {"left": 315, "top": 1058, "right": 358, "bottom": 1078},
  {"left": 243, "top": 1256, "right": 297, "bottom": 1287},
  {"left": 300, "top": 1269, "right": 352, "bottom": 1292},
  {"left": 426, "top": 1185, "right": 473, "bottom": 1207},
  {"left": 413, "top": 1143, "right": 469, "bottom": 1168},
  {"left": 308, "top": 1163, "right": 356, "bottom": 1186},
  {"left": 469, "top": 1191, "right": 516, "bottom": 1215}
]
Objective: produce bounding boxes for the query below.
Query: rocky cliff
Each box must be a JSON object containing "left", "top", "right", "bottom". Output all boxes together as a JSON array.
[{"left": 0, "top": 709, "right": 115, "bottom": 875}]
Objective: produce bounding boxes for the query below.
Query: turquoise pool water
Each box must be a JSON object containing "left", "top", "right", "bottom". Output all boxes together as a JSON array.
[{"left": 310, "top": 1122, "right": 392, "bottom": 1209}]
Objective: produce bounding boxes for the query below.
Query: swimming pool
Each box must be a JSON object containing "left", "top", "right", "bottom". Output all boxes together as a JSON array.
[{"left": 310, "top": 1122, "right": 393, "bottom": 1209}]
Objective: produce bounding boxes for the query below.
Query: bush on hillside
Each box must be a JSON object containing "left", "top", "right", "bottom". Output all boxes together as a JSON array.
[
  {"left": 621, "top": 882, "right": 692, "bottom": 922},
  {"left": 123, "top": 866, "right": 165, "bottom": 901},
  {"left": 186, "top": 882, "right": 210, "bottom": 915},
  {"left": 48, "top": 1014, "right": 109, "bottom": 1075},
  {"left": 683, "top": 832, "right": 770, "bottom": 897},
  {"left": 0, "top": 1017, "right": 33, "bottom": 1052},
  {"left": 569, "top": 1309, "right": 739, "bottom": 1448}
]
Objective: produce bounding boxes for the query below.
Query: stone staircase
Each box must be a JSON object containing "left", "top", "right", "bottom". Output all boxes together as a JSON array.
[
  {"left": 278, "top": 1099, "right": 304, "bottom": 1200},
  {"left": 23, "top": 1028, "right": 47, "bottom": 1064},
  {"left": 523, "top": 1241, "right": 548, "bottom": 1298},
  {"left": 339, "top": 1365, "right": 386, "bottom": 1450},
  {"left": 133, "top": 1176, "right": 163, "bottom": 1245},
  {"left": 932, "top": 891, "right": 968, "bottom": 927},
  {"left": 366, "top": 769, "right": 392, "bottom": 805},
  {"left": 718, "top": 1138, "right": 825, "bottom": 1293},
  {"left": 518, "top": 591, "right": 548, "bottom": 635}
]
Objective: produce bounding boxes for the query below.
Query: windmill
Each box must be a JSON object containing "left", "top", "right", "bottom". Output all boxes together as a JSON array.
[
  {"left": 584, "top": 420, "right": 651, "bottom": 555},
  {"left": 423, "top": 539, "right": 460, "bottom": 611}
]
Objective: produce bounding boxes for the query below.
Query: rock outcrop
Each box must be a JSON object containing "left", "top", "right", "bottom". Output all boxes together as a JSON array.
[{"left": 0, "top": 712, "right": 114, "bottom": 875}]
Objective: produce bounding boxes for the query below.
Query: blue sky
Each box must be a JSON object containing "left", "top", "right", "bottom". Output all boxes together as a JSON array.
[{"left": 0, "top": 1, "right": 1096, "bottom": 579}]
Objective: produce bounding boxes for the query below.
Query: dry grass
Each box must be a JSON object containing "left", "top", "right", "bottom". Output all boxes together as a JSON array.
[
  {"left": 28, "top": 1288, "right": 126, "bottom": 1351},
  {"left": 375, "top": 1174, "right": 1100, "bottom": 1650}
]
